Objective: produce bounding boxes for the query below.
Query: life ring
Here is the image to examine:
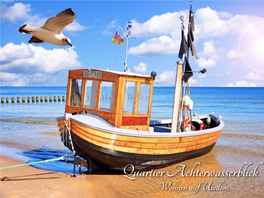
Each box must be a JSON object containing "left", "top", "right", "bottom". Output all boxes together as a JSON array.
[{"left": 185, "top": 117, "right": 204, "bottom": 131}]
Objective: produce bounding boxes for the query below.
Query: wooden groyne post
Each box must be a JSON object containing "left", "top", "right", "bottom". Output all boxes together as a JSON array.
[{"left": 1, "top": 96, "right": 66, "bottom": 103}]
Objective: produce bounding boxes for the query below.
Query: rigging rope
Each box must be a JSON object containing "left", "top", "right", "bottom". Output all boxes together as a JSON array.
[
  {"left": 0, "top": 155, "right": 72, "bottom": 170},
  {"left": 223, "top": 120, "right": 264, "bottom": 148}
]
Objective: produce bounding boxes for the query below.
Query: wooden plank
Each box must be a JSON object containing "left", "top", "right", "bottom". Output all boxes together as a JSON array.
[
  {"left": 179, "top": 131, "right": 221, "bottom": 143},
  {"left": 65, "top": 77, "right": 71, "bottom": 109},
  {"left": 122, "top": 114, "right": 152, "bottom": 118},
  {"left": 71, "top": 120, "right": 221, "bottom": 144},
  {"left": 122, "top": 117, "right": 148, "bottom": 126},
  {"left": 81, "top": 79, "right": 87, "bottom": 108},
  {"left": 72, "top": 123, "right": 219, "bottom": 150},
  {"left": 147, "top": 80, "right": 154, "bottom": 128},
  {"left": 171, "top": 62, "right": 183, "bottom": 133},
  {"left": 95, "top": 81, "right": 101, "bottom": 111},
  {"left": 72, "top": 126, "right": 218, "bottom": 155},
  {"left": 115, "top": 76, "right": 125, "bottom": 128},
  {"left": 119, "top": 125, "right": 149, "bottom": 131},
  {"left": 69, "top": 69, "right": 120, "bottom": 82}
]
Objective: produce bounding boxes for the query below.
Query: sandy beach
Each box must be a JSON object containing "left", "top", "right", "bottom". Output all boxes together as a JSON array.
[
  {"left": 0, "top": 156, "right": 120, "bottom": 198},
  {"left": 1, "top": 144, "right": 264, "bottom": 198}
]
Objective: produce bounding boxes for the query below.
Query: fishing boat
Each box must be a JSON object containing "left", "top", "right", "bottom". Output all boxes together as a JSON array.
[{"left": 57, "top": 1, "right": 224, "bottom": 172}]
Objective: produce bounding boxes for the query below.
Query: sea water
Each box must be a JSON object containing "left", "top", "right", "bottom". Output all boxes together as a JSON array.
[{"left": 0, "top": 86, "right": 264, "bottom": 197}]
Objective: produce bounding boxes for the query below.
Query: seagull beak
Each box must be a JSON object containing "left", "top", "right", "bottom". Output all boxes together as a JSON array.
[{"left": 69, "top": 43, "right": 72, "bottom": 47}]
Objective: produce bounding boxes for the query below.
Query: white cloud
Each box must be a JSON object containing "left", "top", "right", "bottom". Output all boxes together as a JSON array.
[
  {"left": 1, "top": 3, "right": 31, "bottom": 22},
  {"left": 155, "top": 70, "right": 175, "bottom": 86},
  {"left": 245, "top": 72, "right": 264, "bottom": 81},
  {"left": 198, "top": 74, "right": 207, "bottom": 79},
  {"left": 2, "top": 73, "right": 51, "bottom": 86},
  {"left": 133, "top": 62, "right": 148, "bottom": 74},
  {"left": 195, "top": 57, "right": 216, "bottom": 68},
  {"left": 102, "top": 19, "right": 118, "bottom": 35},
  {"left": 200, "top": 40, "right": 216, "bottom": 57},
  {"left": 65, "top": 21, "right": 86, "bottom": 33},
  {"left": 107, "top": 19, "right": 118, "bottom": 28},
  {"left": 0, "top": 43, "right": 81, "bottom": 74},
  {"left": 129, "top": 35, "right": 178, "bottom": 56},
  {"left": 227, "top": 49, "right": 239, "bottom": 59},
  {"left": 128, "top": 7, "right": 264, "bottom": 57},
  {"left": 102, "top": 29, "right": 112, "bottom": 35},
  {"left": 188, "top": 78, "right": 198, "bottom": 86},
  {"left": 216, "top": 73, "right": 222, "bottom": 78},
  {"left": 195, "top": 40, "right": 220, "bottom": 68},
  {"left": 226, "top": 80, "right": 257, "bottom": 87},
  {"left": 218, "top": 11, "right": 232, "bottom": 19},
  {"left": 0, "top": 72, "right": 20, "bottom": 81},
  {"left": 131, "top": 11, "right": 185, "bottom": 38}
]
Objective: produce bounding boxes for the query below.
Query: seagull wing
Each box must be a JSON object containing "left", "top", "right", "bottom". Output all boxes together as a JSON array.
[
  {"left": 28, "top": 36, "right": 45, "bottom": 44},
  {"left": 42, "top": 8, "right": 76, "bottom": 34}
]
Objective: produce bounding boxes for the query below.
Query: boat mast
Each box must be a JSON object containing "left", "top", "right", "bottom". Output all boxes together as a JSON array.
[
  {"left": 171, "top": 62, "right": 183, "bottom": 133},
  {"left": 171, "top": 15, "right": 186, "bottom": 133},
  {"left": 172, "top": 0, "right": 196, "bottom": 133}
]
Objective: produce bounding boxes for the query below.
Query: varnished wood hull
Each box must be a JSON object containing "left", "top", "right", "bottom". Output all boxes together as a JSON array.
[
  {"left": 57, "top": 115, "right": 223, "bottom": 171},
  {"left": 70, "top": 132, "right": 215, "bottom": 171}
]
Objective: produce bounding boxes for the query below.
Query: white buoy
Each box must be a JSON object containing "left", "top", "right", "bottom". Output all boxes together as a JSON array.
[
  {"left": 183, "top": 96, "right": 190, "bottom": 106},
  {"left": 188, "top": 99, "right": 193, "bottom": 110}
]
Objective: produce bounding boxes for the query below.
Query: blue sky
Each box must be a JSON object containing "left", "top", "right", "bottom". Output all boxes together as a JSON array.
[{"left": 1, "top": 0, "right": 264, "bottom": 87}]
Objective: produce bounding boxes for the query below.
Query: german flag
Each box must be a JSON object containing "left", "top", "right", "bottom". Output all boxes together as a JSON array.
[{"left": 112, "top": 31, "right": 124, "bottom": 45}]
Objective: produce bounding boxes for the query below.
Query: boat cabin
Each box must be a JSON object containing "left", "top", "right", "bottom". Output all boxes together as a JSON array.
[{"left": 65, "top": 69, "right": 154, "bottom": 131}]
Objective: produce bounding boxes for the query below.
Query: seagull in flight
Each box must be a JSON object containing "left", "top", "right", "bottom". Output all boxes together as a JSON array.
[{"left": 18, "top": 8, "right": 76, "bottom": 47}]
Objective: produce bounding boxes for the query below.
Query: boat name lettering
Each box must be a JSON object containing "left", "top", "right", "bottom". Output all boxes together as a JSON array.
[{"left": 83, "top": 70, "right": 102, "bottom": 79}]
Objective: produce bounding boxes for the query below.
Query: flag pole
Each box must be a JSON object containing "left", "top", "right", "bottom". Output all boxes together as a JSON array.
[
  {"left": 186, "top": 0, "right": 193, "bottom": 130},
  {"left": 124, "top": 21, "right": 132, "bottom": 72}
]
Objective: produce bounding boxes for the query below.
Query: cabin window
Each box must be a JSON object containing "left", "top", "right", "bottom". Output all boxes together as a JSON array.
[
  {"left": 84, "top": 80, "right": 98, "bottom": 110},
  {"left": 70, "top": 79, "right": 83, "bottom": 107},
  {"left": 138, "top": 83, "right": 150, "bottom": 114},
  {"left": 123, "top": 81, "right": 136, "bottom": 114},
  {"left": 99, "top": 82, "right": 115, "bottom": 112}
]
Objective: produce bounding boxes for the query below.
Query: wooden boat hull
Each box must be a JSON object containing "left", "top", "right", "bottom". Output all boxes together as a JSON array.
[{"left": 57, "top": 114, "right": 223, "bottom": 171}]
